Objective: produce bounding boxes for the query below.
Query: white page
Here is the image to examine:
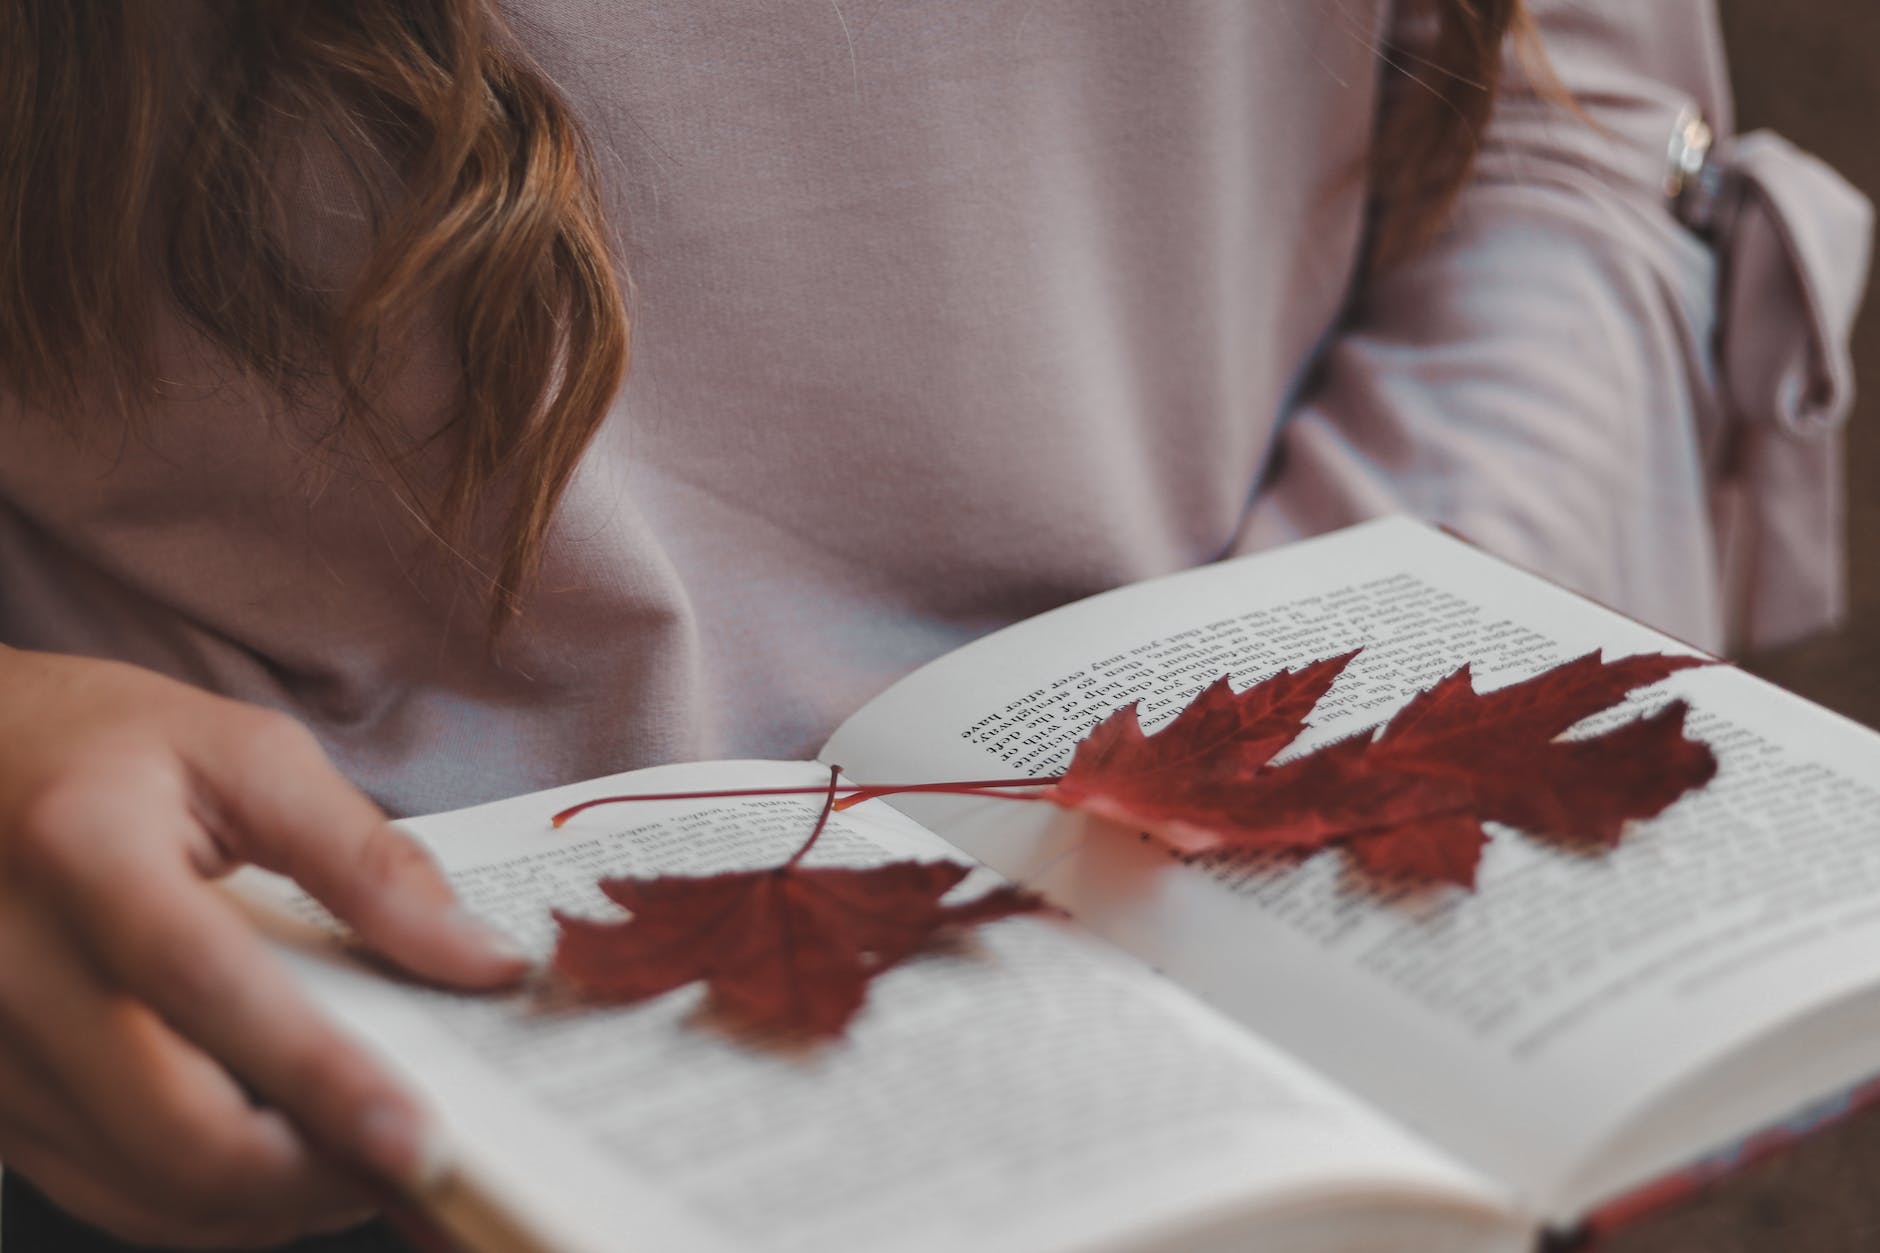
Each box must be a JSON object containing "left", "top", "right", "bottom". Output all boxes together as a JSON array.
[
  {"left": 821, "top": 517, "right": 1880, "bottom": 1214},
  {"left": 236, "top": 759, "right": 1507, "bottom": 1253}
]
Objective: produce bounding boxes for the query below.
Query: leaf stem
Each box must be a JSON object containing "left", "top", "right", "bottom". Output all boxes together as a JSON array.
[
  {"left": 831, "top": 779, "right": 1061, "bottom": 809},
  {"left": 785, "top": 764, "right": 844, "bottom": 869},
  {"left": 550, "top": 776, "right": 1061, "bottom": 828}
]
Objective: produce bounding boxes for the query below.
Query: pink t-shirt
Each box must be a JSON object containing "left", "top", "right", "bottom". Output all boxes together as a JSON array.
[{"left": 0, "top": 0, "right": 1865, "bottom": 816}]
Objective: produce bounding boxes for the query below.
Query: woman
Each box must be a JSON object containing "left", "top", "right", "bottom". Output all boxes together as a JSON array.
[{"left": 0, "top": 0, "right": 1866, "bottom": 1248}]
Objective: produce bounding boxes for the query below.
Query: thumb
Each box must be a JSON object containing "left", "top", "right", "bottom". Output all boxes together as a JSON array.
[{"left": 189, "top": 709, "right": 529, "bottom": 988}]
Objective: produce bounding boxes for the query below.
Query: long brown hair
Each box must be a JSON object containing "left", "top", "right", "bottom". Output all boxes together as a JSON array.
[
  {"left": 0, "top": 0, "right": 1528, "bottom": 624},
  {"left": 1369, "top": 0, "right": 1541, "bottom": 268},
  {"left": 1, "top": 0, "right": 626, "bottom": 627}
]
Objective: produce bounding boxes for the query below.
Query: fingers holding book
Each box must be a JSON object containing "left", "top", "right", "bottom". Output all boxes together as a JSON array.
[{"left": 0, "top": 646, "right": 525, "bottom": 1245}]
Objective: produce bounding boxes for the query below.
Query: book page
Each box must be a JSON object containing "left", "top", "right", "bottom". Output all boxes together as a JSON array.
[
  {"left": 234, "top": 759, "right": 1508, "bottom": 1253},
  {"left": 821, "top": 517, "right": 1880, "bottom": 1216}
]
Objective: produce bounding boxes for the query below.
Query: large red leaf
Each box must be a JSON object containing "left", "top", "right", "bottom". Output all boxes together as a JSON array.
[
  {"left": 1049, "top": 651, "right": 1717, "bottom": 888},
  {"left": 552, "top": 771, "right": 1043, "bottom": 1038}
]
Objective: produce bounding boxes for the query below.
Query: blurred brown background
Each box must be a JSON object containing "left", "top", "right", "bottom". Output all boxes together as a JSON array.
[
  {"left": 1603, "top": 4, "right": 1880, "bottom": 1251},
  {"left": 1727, "top": 4, "right": 1880, "bottom": 731}
]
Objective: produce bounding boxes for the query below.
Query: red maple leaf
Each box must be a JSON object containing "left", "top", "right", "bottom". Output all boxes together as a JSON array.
[
  {"left": 1048, "top": 651, "right": 1717, "bottom": 888},
  {"left": 1047, "top": 651, "right": 1358, "bottom": 849},
  {"left": 551, "top": 767, "right": 1044, "bottom": 1038}
]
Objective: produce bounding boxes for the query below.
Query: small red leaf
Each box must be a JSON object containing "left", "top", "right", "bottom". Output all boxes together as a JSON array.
[{"left": 551, "top": 770, "right": 1045, "bottom": 1038}]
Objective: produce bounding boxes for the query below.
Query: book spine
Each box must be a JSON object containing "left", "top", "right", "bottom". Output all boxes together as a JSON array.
[{"left": 1543, "top": 1070, "right": 1880, "bottom": 1249}]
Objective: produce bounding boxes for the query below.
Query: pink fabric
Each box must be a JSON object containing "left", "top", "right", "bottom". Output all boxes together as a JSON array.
[
  {"left": 1707, "top": 132, "right": 1873, "bottom": 649},
  {"left": 0, "top": 1, "right": 1868, "bottom": 816},
  {"left": 1234, "top": 1, "right": 1872, "bottom": 654}
]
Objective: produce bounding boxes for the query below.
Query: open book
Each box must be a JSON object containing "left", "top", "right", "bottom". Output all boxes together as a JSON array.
[{"left": 236, "top": 517, "right": 1880, "bottom": 1253}]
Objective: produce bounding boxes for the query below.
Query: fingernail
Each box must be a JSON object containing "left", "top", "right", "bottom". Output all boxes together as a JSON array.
[
  {"left": 360, "top": 1101, "right": 450, "bottom": 1190},
  {"left": 448, "top": 907, "right": 533, "bottom": 966}
]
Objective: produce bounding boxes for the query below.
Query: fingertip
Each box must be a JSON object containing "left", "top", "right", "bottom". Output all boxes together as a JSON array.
[
  {"left": 445, "top": 907, "right": 532, "bottom": 965},
  {"left": 400, "top": 905, "right": 535, "bottom": 989},
  {"left": 358, "top": 1098, "right": 452, "bottom": 1191}
]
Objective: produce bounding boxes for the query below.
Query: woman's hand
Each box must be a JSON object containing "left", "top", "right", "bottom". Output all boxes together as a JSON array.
[{"left": 0, "top": 646, "right": 528, "bottom": 1247}]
